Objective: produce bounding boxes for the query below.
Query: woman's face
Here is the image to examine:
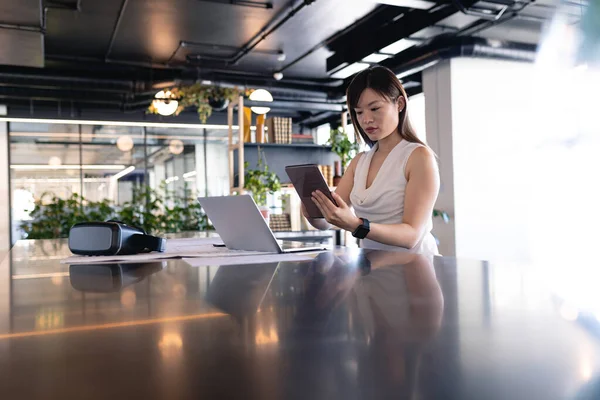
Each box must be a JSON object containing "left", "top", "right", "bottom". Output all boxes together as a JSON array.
[{"left": 354, "top": 88, "right": 404, "bottom": 142}]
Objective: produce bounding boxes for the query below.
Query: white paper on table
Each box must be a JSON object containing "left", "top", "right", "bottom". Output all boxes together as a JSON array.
[
  {"left": 61, "top": 237, "right": 274, "bottom": 264},
  {"left": 183, "top": 251, "right": 325, "bottom": 267}
]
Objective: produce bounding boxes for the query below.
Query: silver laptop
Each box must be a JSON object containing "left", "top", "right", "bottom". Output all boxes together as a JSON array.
[{"left": 197, "top": 195, "right": 328, "bottom": 253}]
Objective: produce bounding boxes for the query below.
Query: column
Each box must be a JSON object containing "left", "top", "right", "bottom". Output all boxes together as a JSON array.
[
  {"left": 0, "top": 105, "right": 9, "bottom": 336},
  {"left": 423, "top": 58, "right": 536, "bottom": 263},
  {"left": 422, "top": 61, "right": 456, "bottom": 257},
  {"left": 0, "top": 105, "right": 9, "bottom": 254}
]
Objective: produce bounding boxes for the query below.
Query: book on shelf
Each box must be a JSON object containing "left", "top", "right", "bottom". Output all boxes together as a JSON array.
[
  {"left": 317, "top": 164, "right": 333, "bottom": 187},
  {"left": 269, "top": 213, "right": 292, "bottom": 232},
  {"left": 266, "top": 116, "right": 292, "bottom": 144},
  {"left": 291, "top": 133, "right": 315, "bottom": 144}
]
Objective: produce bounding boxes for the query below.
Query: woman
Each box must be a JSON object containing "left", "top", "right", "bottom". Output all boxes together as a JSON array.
[{"left": 304, "top": 65, "right": 440, "bottom": 255}]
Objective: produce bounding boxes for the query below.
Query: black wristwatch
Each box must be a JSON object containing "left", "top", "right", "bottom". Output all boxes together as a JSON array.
[{"left": 352, "top": 218, "right": 370, "bottom": 239}]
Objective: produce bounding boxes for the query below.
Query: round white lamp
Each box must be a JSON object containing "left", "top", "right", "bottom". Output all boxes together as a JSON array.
[
  {"left": 249, "top": 88, "right": 273, "bottom": 115},
  {"left": 117, "top": 135, "right": 134, "bottom": 152},
  {"left": 152, "top": 90, "right": 179, "bottom": 116},
  {"left": 169, "top": 139, "right": 184, "bottom": 155},
  {"left": 48, "top": 156, "right": 62, "bottom": 166}
]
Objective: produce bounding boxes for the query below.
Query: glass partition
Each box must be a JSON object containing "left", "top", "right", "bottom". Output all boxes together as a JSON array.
[{"left": 9, "top": 121, "right": 230, "bottom": 243}]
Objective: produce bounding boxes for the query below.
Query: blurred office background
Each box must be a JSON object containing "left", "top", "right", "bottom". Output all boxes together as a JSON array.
[{"left": 0, "top": 0, "right": 597, "bottom": 268}]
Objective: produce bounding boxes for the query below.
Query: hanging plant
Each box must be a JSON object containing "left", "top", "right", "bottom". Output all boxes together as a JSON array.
[{"left": 148, "top": 84, "right": 251, "bottom": 123}]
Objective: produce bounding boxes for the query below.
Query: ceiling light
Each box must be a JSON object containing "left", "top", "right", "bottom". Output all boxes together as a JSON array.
[
  {"left": 277, "top": 51, "right": 286, "bottom": 62},
  {"left": 273, "top": 72, "right": 283, "bottom": 81},
  {"left": 249, "top": 89, "right": 273, "bottom": 115},
  {"left": 249, "top": 89, "right": 273, "bottom": 102},
  {"left": 11, "top": 164, "right": 127, "bottom": 170},
  {"left": 116, "top": 135, "right": 134, "bottom": 152},
  {"left": 331, "top": 63, "right": 370, "bottom": 79},
  {"left": 48, "top": 156, "right": 62, "bottom": 166},
  {"left": 396, "top": 59, "right": 438, "bottom": 79},
  {"left": 111, "top": 166, "right": 135, "bottom": 181},
  {"left": 182, "top": 171, "right": 197, "bottom": 179},
  {"left": 152, "top": 90, "right": 179, "bottom": 116},
  {"left": 376, "top": 0, "right": 434, "bottom": 10},
  {"left": 169, "top": 139, "right": 184, "bottom": 155},
  {"left": 362, "top": 53, "right": 390, "bottom": 63},
  {"left": 380, "top": 38, "right": 419, "bottom": 55}
]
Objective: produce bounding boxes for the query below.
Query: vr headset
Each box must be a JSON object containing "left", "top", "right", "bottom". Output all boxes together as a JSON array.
[{"left": 68, "top": 221, "right": 166, "bottom": 256}]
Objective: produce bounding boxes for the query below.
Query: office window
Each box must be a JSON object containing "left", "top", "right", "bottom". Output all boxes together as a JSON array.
[{"left": 9, "top": 121, "right": 229, "bottom": 242}]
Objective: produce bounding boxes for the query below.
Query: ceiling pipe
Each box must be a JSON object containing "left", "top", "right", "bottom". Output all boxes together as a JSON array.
[
  {"left": 296, "top": 111, "right": 336, "bottom": 126},
  {"left": 326, "top": 1, "right": 480, "bottom": 74},
  {"left": 105, "top": 0, "right": 130, "bottom": 61},
  {"left": 244, "top": 99, "right": 342, "bottom": 112},
  {"left": 0, "top": 22, "right": 43, "bottom": 33},
  {"left": 230, "top": 0, "right": 316, "bottom": 65},
  {"left": 380, "top": 36, "right": 536, "bottom": 79},
  {"left": 197, "top": 0, "right": 273, "bottom": 9},
  {"left": 456, "top": 0, "right": 536, "bottom": 37},
  {"left": 0, "top": 72, "right": 135, "bottom": 91},
  {"left": 167, "top": 0, "right": 317, "bottom": 66},
  {"left": 278, "top": 4, "right": 396, "bottom": 73}
]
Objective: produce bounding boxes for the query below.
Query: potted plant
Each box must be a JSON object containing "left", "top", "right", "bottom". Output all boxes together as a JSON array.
[
  {"left": 243, "top": 148, "right": 281, "bottom": 220},
  {"left": 148, "top": 84, "right": 248, "bottom": 122},
  {"left": 328, "top": 127, "right": 360, "bottom": 173},
  {"left": 20, "top": 183, "right": 213, "bottom": 239}
]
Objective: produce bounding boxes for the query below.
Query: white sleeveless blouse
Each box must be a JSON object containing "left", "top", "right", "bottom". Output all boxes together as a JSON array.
[{"left": 350, "top": 140, "right": 439, "bottom": 255}]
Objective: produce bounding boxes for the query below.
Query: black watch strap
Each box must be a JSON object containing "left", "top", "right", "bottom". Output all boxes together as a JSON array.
[{"left": 352, "top": 218, "right": 370, "bottom": 239}]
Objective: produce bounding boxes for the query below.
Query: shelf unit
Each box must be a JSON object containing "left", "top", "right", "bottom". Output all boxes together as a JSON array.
[
  {"left": 242, "top": 142, "right": 332, "bottom": 149},
  {"left": 226, "top": 107, "right": 350, "bottom": 232},
  {"left": 227, "top": 96, "right": 245, "bottom": 195}
]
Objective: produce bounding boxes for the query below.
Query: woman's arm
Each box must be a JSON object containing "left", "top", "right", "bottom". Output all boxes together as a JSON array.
[
  {"left": 301, "top": 153, "right": 364, "bottom": 230},
  {"left": 311, "top": 146, "right": 439, "bottom": 248},
  {"left": 363, "top": 147, "right": 439, "bottom": 248}
]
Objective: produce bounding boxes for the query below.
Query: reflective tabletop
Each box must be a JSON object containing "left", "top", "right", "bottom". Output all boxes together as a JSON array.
[{"left": 1, "top": 237, "right": 600, "bottom": 399}]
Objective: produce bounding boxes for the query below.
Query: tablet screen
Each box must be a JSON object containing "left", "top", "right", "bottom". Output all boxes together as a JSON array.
[{"left": 285, "top": 164, "right": 337, "bottom": 219}]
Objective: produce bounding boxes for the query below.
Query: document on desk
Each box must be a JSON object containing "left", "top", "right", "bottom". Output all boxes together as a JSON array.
[
  {"left": 61, "top": 237, "right": 274, "bottom": 264},
  {"left": 183, "top": 252, "right": 321, "bottom": 267}
]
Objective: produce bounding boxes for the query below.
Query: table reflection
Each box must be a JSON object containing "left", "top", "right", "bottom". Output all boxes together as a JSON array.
[
  {"left": 204, "top": 250, "right": 444, "bottom": 399},
  {"left": 69, "top": 261, "right": 167, "bottom": 293}
]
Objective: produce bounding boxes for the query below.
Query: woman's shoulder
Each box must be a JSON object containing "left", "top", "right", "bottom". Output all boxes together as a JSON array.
[{"left": 405, "top": 145, "right": 438, "bottom": 176}]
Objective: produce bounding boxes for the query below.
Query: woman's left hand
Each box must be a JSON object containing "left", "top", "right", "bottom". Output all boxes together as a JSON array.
[{"left": 312, "top": 191, "right": 361, "bottom": 232}]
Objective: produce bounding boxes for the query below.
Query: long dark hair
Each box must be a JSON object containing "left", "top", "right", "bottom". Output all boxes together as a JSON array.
[{"left": 347, "top": 66, "right": 426, "bottom": 148}]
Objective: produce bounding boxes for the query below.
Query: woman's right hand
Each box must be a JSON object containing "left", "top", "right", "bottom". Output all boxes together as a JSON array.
[{"left": 301, "top": 202, "right": 331, "bottom": 230}]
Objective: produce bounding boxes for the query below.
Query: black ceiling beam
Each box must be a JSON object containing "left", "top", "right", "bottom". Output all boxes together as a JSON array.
[
  {"left": 325, "top": 5, "right": 404, "bottom": 54},
  {"left": 326, "top": 1, "right": 478, "bottom": 73},
  {"left": 278, "top": 5, "right": 399, "bottom": 74}
]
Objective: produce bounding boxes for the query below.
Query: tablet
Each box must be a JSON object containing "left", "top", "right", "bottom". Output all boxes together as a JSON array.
[{"left": 285, "top": 164, "right": 337, "bottom": 219}]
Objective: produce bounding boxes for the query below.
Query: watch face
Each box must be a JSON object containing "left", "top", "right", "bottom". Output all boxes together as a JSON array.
[{"left": 354, "top": 226, "right": 369, "bottom": 239}]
